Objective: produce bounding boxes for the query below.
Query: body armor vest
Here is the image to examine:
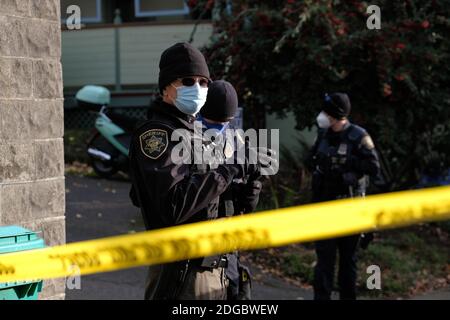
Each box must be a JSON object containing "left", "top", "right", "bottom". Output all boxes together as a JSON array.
[{"left": 313, "top": 124, "right": 369, "bottom": 199}]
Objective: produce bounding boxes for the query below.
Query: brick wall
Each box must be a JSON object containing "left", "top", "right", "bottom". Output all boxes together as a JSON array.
[{"left": 0, "top": 0, "right": 65, "bottom": 299}]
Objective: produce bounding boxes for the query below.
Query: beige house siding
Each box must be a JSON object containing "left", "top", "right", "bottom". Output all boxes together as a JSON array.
[
  {"left": 62, "top": 28, "right": 115, "bottom": 86},
  {"left": 120, "top": 23, "right": 212, "bottom": 85},
  {"left": 61, "top": 23, "right": 213, "bottom": 88}
]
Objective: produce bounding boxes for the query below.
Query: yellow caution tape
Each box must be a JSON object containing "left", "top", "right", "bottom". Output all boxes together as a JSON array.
[{"left": 0, "top": 186, "right": 449, "bottom": 283}]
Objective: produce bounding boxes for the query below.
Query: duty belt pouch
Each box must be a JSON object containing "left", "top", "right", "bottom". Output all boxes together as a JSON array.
[
  {"left": 237, "top": 264, "right": 252, "bottom": 300},
  {"left": 312, "top": 172, "right": 322, "bottom": 191},
  {"left": 311, "top": 171, "right": 324, "bottom": 202}
]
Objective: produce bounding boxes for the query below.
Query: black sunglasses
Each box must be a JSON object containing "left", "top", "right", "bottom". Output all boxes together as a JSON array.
[{"left": 180, "top": 77, "right": 210, "bottom": 88}]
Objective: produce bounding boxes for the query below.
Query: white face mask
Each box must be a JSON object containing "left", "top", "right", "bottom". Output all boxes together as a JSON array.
[{"left": 316, "top": 111, "right": 331, "bottom": 129}]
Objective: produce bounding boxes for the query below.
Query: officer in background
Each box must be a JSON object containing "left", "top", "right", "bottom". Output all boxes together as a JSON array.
[
  {"left": 128, "top": 43, "right": 255, "bottom": 300},
  {"left": 198, "top": 80, "right": 263, "bottom": 299},
  {"left": 307, "top": 93, "right": 380, "bottom": 300}
]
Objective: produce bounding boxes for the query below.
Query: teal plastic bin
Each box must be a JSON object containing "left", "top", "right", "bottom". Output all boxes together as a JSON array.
[{"left": 0, "top": 226, "right": 46, "bottom": 300}]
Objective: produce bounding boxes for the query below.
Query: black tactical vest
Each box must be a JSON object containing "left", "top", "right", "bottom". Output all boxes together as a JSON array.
[{"left": 313, "top": 124, "right": 369, "bottom": 199}]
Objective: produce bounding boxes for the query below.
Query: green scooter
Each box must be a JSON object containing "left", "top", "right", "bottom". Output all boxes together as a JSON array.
[{"left": 76, "top": 85, "right": 139, "bottom": 178}]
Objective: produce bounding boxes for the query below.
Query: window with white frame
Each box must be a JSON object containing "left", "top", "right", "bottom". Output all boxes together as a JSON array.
[
  {"left": 134, "top": 0, "right": 189, "bottom": 18},
  {"left": 61, "top": 0, "right": 103, "bottom": 24}
]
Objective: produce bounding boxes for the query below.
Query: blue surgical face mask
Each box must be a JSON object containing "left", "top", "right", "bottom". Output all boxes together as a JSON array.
[
  {"left": 171, "top": 83, "right": 208, "bottom": 115},
  {"left": 198, "top": 115, "right": 229, "bottom": 135}
]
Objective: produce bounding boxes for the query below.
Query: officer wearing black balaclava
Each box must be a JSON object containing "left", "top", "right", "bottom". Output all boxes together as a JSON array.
[
  {"left": 198, "top": 80, "right": 263, "bottom": 300},
  {"left": 307, "top": 93, "right": 380, "bottom": 300}
]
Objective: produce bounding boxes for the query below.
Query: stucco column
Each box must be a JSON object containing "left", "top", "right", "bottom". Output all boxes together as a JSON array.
[{"left": 0, "top": 0, "right": 65, "bottom": 299}]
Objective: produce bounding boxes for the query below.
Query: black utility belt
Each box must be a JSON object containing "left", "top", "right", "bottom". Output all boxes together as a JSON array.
[
  {"left": 199, "top": 254, "right": 228, "bottom": 269},
  {"left": 215, "top": 256, "right": 228, "bottom": 268}
]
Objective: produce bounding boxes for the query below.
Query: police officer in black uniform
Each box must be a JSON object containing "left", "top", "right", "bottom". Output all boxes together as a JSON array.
[
  {"left": 198, "top": 80, "right": 263, "bottom": 299},
  {"left": 308, "top": 93, "right": 380, "bottom": 300},
  {"left": 128, "top": 43, "right": 256, "bottom": 300}
]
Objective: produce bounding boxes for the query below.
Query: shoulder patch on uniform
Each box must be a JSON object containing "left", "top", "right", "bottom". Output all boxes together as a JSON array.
[
  {"left": 348, "top": 124, "right": 366, "bottom": 141},
  {"left": 139, "top": 129, "right": 168, "bottom": 159},
  {"left": 361, "top": 135, "right": 375, "bottom": 150}
]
